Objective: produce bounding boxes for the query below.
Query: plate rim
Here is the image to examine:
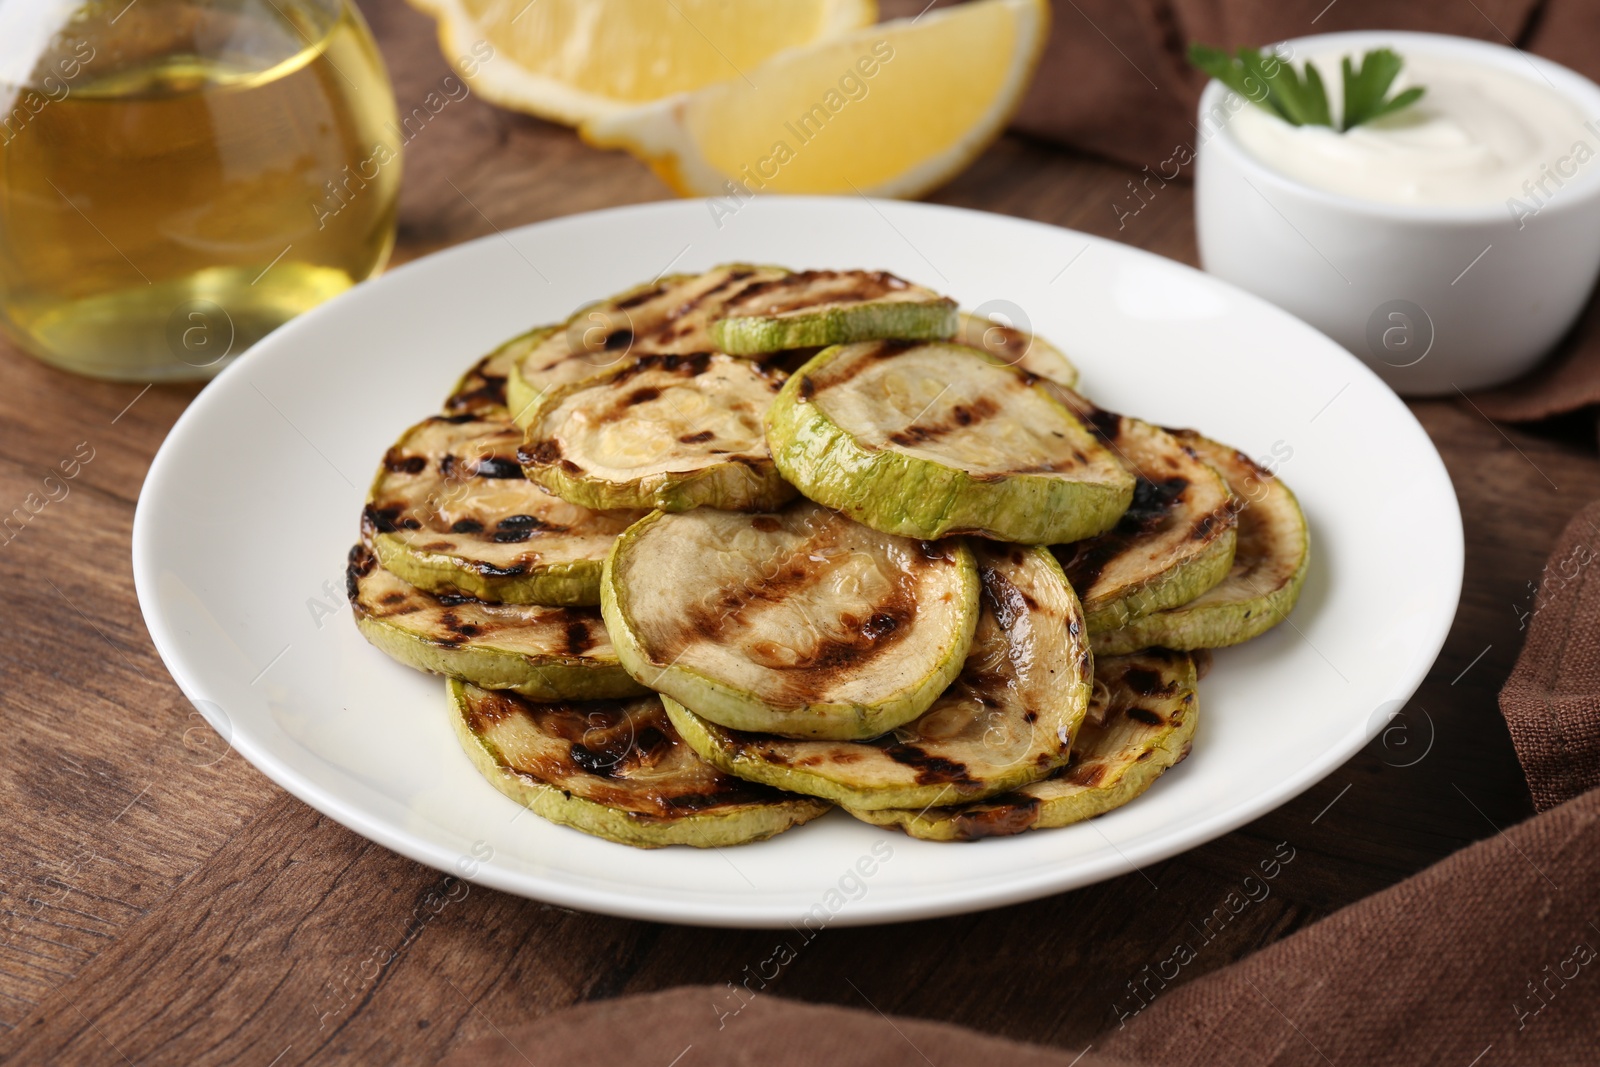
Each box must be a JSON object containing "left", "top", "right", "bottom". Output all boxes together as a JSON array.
[{"left": 132, "top": 195, "right": 1464, "bottom": 927}]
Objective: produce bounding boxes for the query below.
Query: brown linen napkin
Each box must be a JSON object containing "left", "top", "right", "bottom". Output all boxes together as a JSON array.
[
  {"left": 444, "top": 985, "right": 1140, "bottom": 1067},
  {"left": 1000, "top": 0, "right": 1600, "bottom": 420},
  {"left": 1500, "top": 500, "right": 1600, "bottom": 808},
  {"left": 1100, "top": 789, "right": 1600, "bottom": 1066},
  {"left": 444, "top": 792, "right": 1600, "bottom": 1066},
  {"left": 443, "top": 504, "right": 1600, "bottom": 1065}
]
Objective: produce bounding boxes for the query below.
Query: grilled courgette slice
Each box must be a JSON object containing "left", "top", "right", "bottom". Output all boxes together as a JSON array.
[
  {"left": 767, "top": 341, "right": 1134, "bottom": 543},
  {"left": 349, "top": 545, "right": 647, "bottom": 700},
  {"left": 507, "top": 265, "right": 789, "bottom": 425},
  {"left": 1049, "top": 389, "right": 1237, "bottom": 633},
  {"left": 955, "top": 312, "right": 1078, "bottom": 387},
  {"left": 365, "top": 415, "right": 642, "bottom": 605},
  {"left": 662, "top": 543, "right": 1091, "bottom": 810},
  {"left": 519, "top": 353, "right": 796, "bottom": 513},
  {"left": 602, "top": 500, "right": 980, "bottom": 741},
  {"left": 450, "top": 681, "right": 830, "bottom": 848},
  {"left": 1092, "top": 434, "right": 1309, "bottom": 654},
  {"left": 710, "top": 270, "right": 957, "bottom": 355},
  {"left": 446, "top": 325, "right": 558, "bottom": 418},
  {"left": 849, "top": 648, "right": 1198, "bottom": 840}
]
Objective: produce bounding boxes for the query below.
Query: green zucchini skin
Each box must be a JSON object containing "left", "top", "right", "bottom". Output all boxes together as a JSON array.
[
  {"left": 1091, "top": 433, "right": 1309, "bottom": 655},
  {"left": 447, "top": 324, "right": 559, "bottom": 419},
  {"left": 1048, "top": 387, "right": 1239, "bottom": 634},
  {"left": 710, "top": 269, "right": 957, "bottom": 355},
  {"left": 508, "top": 265, "right": 790, "bottom": 427},
  {"left": 714, "top": 299, "right": 957, "bottom": 354},
  {"left": 450, "top": 681, "right": 831, "bottom": 848},
  {"left": 601, "top": 503, "right": 981, "bottom": 741},
  {"left": 369, "top": 534, "right": 604, "bottom": 608},
  {"left": 662, "top": 543, "right": 1093, "bottom": 810},
  {"left": 365, "top": 414, "right": 641, "bottom": 606},
  {"left": 849, "top": 648, "right": 1199, "bottom": 840},
  {"left": 519, "top": 353, "right": 797, "bottom": 513},
  {"left": 522, "top": 455, "right": 794, "bottom": 514},
  {"left": 954, "top": 311, "right": 1078, "bottom": 388},
  {"left": 1076, "top": 531, "right": 1235, "bottom": 634},
  {"left": 349, "top": 544, "right": 648, "bottom": 700},
  {"left": 766, "top": 341, "right": 1134, "bottom": 544}
]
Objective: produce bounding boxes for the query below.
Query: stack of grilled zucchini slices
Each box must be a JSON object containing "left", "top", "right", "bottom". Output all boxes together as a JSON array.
[{"left": 350, "top": 265, "right": 1309, "bottom": 849}]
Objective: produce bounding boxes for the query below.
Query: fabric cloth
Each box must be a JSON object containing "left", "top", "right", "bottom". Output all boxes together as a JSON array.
[
  {"left": 1500, "top": 500, "right": 1600, "bottom": 809},
  {"left": 448, "top": 793, "right": 1600, "bottom": 1066}
]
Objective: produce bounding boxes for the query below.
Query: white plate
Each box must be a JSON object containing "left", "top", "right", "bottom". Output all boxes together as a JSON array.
[{"left": 134, "top": 197, "right": 1461, "bottom": 928}]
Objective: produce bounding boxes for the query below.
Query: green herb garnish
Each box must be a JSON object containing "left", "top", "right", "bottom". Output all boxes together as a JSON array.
[{"left": 1188, "top": 44, "right": 1424, "bottom": 132}]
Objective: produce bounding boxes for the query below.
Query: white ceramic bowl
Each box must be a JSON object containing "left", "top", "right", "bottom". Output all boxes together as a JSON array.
[{"left": 1196, "top": 30, "right": 1600, "bottom": 396}]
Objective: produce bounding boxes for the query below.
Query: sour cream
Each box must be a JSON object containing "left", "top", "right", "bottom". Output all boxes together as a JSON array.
[{"left": 1228, "top": 52, "right": 1594, "bottom": 207}]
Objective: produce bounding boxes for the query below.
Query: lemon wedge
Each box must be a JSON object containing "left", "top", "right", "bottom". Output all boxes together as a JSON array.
[
  {"left": 409, "top": 0, "right": 877, "bottom": 126},
  {"left": 581, "top": 0, "right": 1048, "bottom": 199}
]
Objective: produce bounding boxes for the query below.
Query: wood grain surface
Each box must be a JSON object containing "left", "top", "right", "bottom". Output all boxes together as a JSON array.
[{"left": 0, "top": 1, "right": 1585, "bottom": 1061}]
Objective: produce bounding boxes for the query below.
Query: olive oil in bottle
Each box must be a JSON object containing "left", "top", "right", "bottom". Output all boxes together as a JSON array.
[{"left": 0, "top": 0, "right": 401, "bottom": 379}]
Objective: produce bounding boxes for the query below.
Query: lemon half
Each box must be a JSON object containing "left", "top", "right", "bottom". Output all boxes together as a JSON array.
[
  {"left": 411, "top": 0, "right": 878, "bottom": 126},
  {"left": 582, "top": 0, "right": 1048, "bottom": 198}
]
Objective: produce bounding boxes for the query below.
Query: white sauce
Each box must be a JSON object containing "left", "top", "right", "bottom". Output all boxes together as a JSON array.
[{"left": 1228, "top": 52, "right": 1594, "bottom": 206}]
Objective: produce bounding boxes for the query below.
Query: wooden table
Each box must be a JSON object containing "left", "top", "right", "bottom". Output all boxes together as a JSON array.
[{"left": 0, "top": 2, "right": 1581, "bottom": 1060}]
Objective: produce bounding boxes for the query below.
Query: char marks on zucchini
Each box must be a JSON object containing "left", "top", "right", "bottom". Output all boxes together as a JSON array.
[
  {"left": 366, "top": 414, "right": 641, "bottom": 605},
  {"left": 848, "top": 648, "right": 1199, "bottom": 840},
  {"left": 451, "top": 681, "right": 830, "bottom": 848},
  {"left": 662, "top": 543, "right": 1092, "bottom": 810},
  {"left": 520, "top": 352, "right": 796, "bottom": 512},
  {"left": 711, "top": 270, "right": 957, "bottom": 355},
  {"left": 724, "top": 270, "right": 916, "bottom": 315},
  {"left": 766, "top": 341, "right": 1134, "bottom": 543},
  {"left": 1091, "top": 431, "right": 1309, "bottom": 654},
  {"left": 954, "top": 311, "right": 1078, "bottom": 387},
  {"left": 507, "top": 265, "right": 791, "bottom": 425},
  {"left": 447, "top": 324, "right": 559, "bottom": 419},
  {"left": 348, "top": 543, "right": 647, "bottom": 700},
  {"left": 602, "top": 500, "right": 980, "bottom": 741},
  {"left": 1049, "top": 387, "right": 1238, "bottom": 632}
]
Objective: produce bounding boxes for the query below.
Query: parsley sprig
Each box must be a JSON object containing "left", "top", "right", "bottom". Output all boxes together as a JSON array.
[{"left": 1189, "top": 44, "right": 1425, "bottom": 132}]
